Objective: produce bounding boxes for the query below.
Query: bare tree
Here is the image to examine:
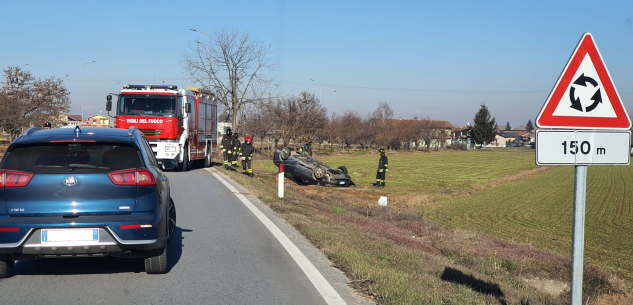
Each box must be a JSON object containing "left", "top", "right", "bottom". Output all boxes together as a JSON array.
[
  {"left": 182, "top": 28, "right": 275, "bottom": 131},
  {"left": 0, "top": 67, "right": 70, "bottom": 141},
  {"left": 339, "top": 110, "right": 363, "bottom": 148},
  {"left": 260, "top": 91, "right": 327, "bottom": 149},
  {"left": 372, "top": 101, "right": 394, "bottom": 122}
]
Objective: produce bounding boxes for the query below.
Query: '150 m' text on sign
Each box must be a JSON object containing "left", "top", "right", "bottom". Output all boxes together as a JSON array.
[{"left": 535, "top": 130, "right": 630, "bottom": 165}]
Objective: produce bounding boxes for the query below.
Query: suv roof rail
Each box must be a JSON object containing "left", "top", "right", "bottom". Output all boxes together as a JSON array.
[
  {"left": 21, "top": 127, "right": 44, "bottom": 138},
  {"left": 128, "top": 126, "right": 139, "bottom": 137}
]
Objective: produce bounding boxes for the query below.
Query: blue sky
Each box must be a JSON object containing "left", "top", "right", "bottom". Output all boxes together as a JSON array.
[{"left": 1, "top": 0, "right": 632, "bottom": 127}]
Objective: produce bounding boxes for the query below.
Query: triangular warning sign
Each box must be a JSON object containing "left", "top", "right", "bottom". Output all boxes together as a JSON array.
[{"left": 536, "top": 33, "right": 631, "bottom": 130}]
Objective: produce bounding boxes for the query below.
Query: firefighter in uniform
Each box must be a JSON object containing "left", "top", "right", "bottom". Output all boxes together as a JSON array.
[
  {"left": 297, "top": 142, "right": 312, "bottom": 156},
  {"left": 231, "top": 132, "right": 241, "bottom": 169},
  {"left": 220, "top": 128, "right": 233, "bottom": 170},
  {"left": 373, "top": 148, "right": 388, "bottom": 188},
  {"left": 240, "top": 136, "right": 254, "bottom": 177}
]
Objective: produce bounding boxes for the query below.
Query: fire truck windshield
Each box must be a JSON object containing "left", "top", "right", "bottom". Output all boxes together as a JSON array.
[{"left": 117, "top": 94, "right": 177, "bottom": 117}]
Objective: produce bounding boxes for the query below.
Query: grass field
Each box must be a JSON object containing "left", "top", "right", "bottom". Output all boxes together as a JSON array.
[
  {"left": 428, "top": 165, "right": 633, "bottom": 283},
  {"left": 221, "top": 149, "right": 631, "bottom": 304},
  {"left": 320, "top": 150, "right": 633, "bottom": 282}
]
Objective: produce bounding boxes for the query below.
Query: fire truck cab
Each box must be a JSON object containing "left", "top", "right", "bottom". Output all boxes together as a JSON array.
[{"left": 106, "top": 85, "right": 218, "bottom": 171}]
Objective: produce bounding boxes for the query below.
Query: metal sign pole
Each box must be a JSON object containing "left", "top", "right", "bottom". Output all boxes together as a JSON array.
[{"left": 570, "top": 165, "right": 587, "bottom": 304}]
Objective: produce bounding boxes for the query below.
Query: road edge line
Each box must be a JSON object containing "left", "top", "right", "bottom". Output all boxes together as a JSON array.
[{"left": 207, "top": 169, "right": 346, "bottom": 305}]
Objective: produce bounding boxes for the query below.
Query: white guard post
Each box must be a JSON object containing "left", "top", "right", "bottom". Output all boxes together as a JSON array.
[{"left": 278, "top": 163, "right": 284, "bottom": 198}]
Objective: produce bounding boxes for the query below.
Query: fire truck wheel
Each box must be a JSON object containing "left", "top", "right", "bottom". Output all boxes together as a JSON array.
[
  {"left": 205, "top": 147, "right": 212, "bottom": 167},
  {"left": 178, "top": 145, "right": 189, "bottom": 172}
]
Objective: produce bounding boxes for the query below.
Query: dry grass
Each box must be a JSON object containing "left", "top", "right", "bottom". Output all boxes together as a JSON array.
[{"left": 218, "top": 150, "right": 630, "bottom": 304}]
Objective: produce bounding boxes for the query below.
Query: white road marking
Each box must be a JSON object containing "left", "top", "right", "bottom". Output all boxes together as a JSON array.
[{"left": 206, "top": 168, "right": 346, "bottom": 305}]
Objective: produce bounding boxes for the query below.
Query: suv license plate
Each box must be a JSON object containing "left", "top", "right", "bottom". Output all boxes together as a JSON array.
[{"left": 42, "top": 229, "right": 99, "bottom": 243}]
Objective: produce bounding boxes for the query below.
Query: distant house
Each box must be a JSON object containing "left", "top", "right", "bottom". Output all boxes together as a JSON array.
[
  {"left": 87, "top": 114, "right": 110, "bottom": 128},
  {"left": 63, "top": 114, "right": 83, "bottom": 126},
  {"left": 452, "top": 125, "right": 471, "bottom": 144},
  {"left": 514, "top": 132, "right": 530, "bottom": 144},
  {"left": 494, "top": 134, "right": 508, "bottom": 147}
]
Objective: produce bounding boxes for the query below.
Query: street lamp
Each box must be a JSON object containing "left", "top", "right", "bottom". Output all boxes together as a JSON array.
[
  {"left": 330, "top": 90, "right": 337, "bottom": 116},
  {"left": 190, "top": 29, "right": 212, "bottom": 47},
  {"left": 190, "top": 29, "right": 212, "bottom": 40},
  {"left": 310, "top": 79, "right": 322, "bottom": 104},
  {"left": 82, "top": 61, "right": 96, "bottom": 122}
]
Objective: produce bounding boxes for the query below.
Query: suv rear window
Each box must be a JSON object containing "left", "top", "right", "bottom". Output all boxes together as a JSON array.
[{"left": 1, "top": 142, "right": 143, "bottom": 174}]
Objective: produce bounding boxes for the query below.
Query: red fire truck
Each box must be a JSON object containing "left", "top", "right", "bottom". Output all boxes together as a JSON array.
[{"left": 106, "top": 85, "right": 218, "bottom": 171}]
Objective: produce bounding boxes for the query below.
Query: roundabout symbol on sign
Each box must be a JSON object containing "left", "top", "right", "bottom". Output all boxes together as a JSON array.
[{"left": 569, "top": 73, "right": 602, "bottom": 113}]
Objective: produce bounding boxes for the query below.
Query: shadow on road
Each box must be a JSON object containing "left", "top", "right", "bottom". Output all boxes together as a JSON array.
[{"left": 14, "top": 227, "right": 191, "bottom": 276}]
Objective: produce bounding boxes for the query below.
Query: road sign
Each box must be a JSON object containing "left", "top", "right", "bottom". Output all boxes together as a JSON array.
[
  {"left": 536, "top": 130, "right": 630, "bottom": 165},
  {"left": 536, "top": 33, "right": 631, "bottom": 130}
]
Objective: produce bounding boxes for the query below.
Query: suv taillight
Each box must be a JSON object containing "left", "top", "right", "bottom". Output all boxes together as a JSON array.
[
  {"left": 108, "top": 168, "right": 156, "bottom": 186},
  {"left": 0, "top": 170, "right": 34, "bottom": 188}
]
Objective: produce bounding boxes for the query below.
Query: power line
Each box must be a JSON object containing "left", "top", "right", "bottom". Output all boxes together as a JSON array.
[{"left": 66, "top": 78, "right": 633, "bottom": 94}]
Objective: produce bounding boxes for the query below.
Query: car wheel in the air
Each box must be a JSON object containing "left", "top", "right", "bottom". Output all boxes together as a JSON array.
[
  {"left": 313, "top": 166, "right": 325, "bottom": 179},
  {"left": 280, "top": 147, "right": 291, "bottom": 160},
  {"left": 338, "top": 166, "right": 348, "bottom": 175}
]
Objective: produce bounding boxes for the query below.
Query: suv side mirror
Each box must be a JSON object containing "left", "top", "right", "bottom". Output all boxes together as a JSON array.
[
  {"left": 106, "top": 95, "right": 112, "bottom": 112},
  {"left": 185, "top": 103, "right": 191, "bottom": 113}
]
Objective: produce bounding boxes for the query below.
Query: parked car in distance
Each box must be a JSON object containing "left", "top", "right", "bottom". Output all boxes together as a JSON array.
[
  {"left": 273, "top": 147, "right": 355, "bottom": 187},
  {"left": 0, "top": 126, "right": 176, "bottom": 277}
]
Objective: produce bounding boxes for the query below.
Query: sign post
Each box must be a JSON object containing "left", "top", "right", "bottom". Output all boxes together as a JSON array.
[
  {"left": 278, "top": 163, "right": 284, "bottom": 199},
  {"left": 570, "top": 165, "right": 587, "bottom": 304},
  {"left": 535, "top": 33, "right": 631, "bottom": 305}
]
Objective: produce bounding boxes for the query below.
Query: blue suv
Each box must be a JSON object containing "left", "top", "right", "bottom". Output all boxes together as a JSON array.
[{"left": 0, "top": 126, "right": 176, "bottom": 277}]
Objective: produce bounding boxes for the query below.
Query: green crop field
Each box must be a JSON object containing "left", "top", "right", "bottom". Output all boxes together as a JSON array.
[
  {"left": 429, "top": 165, "right": 633, "bottom": 283},
  {"left": 313, "top": 150, "right": 633, "bottom": 283}
]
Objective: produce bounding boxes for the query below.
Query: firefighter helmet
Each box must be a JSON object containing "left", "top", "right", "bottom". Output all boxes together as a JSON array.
[
  {"left": 379, "top": 148, "right": 385, "bottom": 154},
  {"left": 246, "top": 136, "right": 252, "bottom": 143},
  {"left": 44, "top": 122, "right": 52, "bottom": 129},
  {"left": 225, "top": 128, "right": 232, "bottom": 135},
  {"left": 233, "top": 132, "right": 239, "bottom": 138}
]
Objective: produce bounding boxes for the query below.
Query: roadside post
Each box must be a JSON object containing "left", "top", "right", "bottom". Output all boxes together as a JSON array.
[
  {"left": 535, "top": 33, "right": 631, "bottom": 304},
  {"left": 278, "top": 163, "right": 284, "bottom": 198}
]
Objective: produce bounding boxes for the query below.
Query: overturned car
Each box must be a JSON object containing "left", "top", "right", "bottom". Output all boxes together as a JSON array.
[{"left": 273, "top": 148, "right": 355, "bottom": 187}]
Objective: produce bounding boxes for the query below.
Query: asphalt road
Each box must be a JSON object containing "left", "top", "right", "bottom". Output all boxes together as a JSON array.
[{"left": 0, "top": 167, "right": 370, "bottom": 305}]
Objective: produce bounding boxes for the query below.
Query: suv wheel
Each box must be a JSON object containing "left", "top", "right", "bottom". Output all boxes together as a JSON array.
[
  {"left": 0, "top": 254, "right": 15, "bottom": 278},
  {"left": 167, "top": 198, "right": 176, "bottom": 244},
  {"left": 144, "top": 247, "right": 167, "bottom": 274}
]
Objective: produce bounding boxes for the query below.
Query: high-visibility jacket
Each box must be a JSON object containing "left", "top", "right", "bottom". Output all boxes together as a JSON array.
[
  {"left": 378, "top": 154, "right": 388, "bottom": 172},
  {"left": 240, "top": 142, "right": 254, "bottom": 160},
  {"left": 231, "top": 137, "right": 241, "bottom": 154},
  {"left": 221, "top": 135, "right": 231, "bottom": 152}
]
